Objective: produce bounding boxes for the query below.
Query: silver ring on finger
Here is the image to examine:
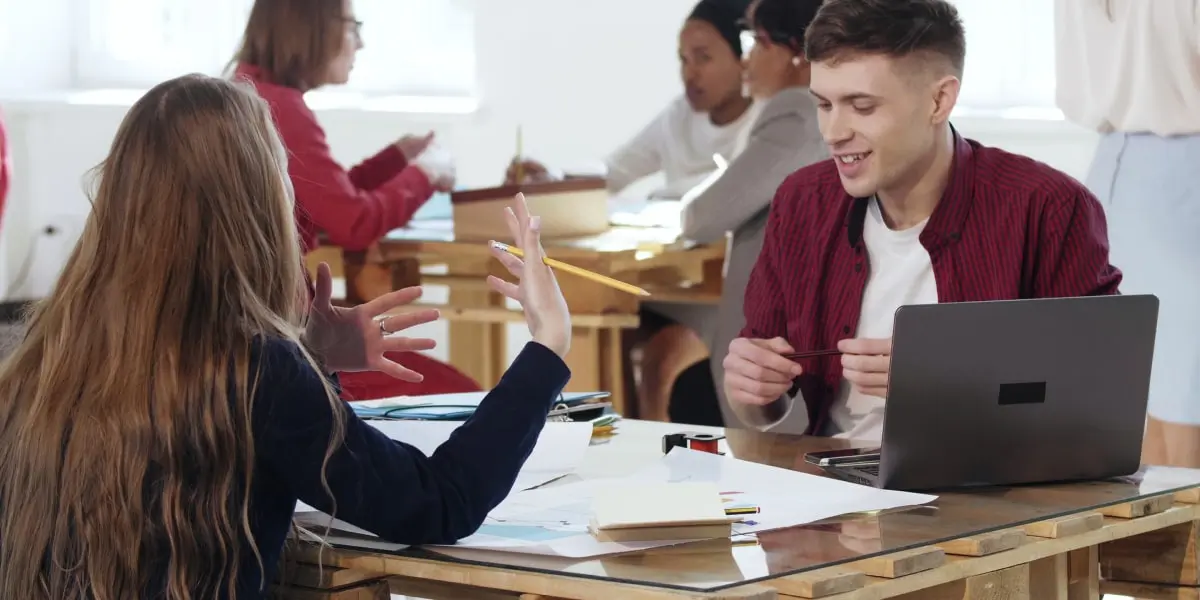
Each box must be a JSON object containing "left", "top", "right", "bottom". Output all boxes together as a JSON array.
[{"left": 378, "top": 317, "right": 393, "bottom": 336}]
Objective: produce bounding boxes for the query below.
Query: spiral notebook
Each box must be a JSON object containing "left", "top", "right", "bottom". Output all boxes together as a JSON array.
[{"left": 351, "top": 391, "right": 611, "bottom": 421}]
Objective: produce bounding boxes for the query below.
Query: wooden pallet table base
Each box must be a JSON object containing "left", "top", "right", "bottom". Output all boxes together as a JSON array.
[
  {"left": 278, "top": 490, "right": 1200, "bottom": 600},
  {"left": 1100, "top": 492, "right": 1200, "bottom": 589}
]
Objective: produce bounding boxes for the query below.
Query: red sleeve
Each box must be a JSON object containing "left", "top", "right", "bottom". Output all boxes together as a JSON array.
[
  {"left": 738, "top": 177, "right": 794, "bottom": 340},
  {"left": 348, "top": 144, "right": 408, "bottom": 191},
  {"left": 1028, "top": 183, "right": 1122, "bottom": 298},
  {"left": 274, "top": 95, "right": 433, "bottom": 251}
]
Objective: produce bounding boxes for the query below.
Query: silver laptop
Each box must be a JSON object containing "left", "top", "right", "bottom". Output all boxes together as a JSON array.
[{"left": 806, "top": 295, "right": 1158, "bottom": 491}]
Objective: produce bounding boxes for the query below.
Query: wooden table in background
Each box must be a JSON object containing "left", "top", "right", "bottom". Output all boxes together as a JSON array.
[
  {"left": 274, "top": 420, "right": 1200, "bottom": 599},
  {"left": 316, "top": 218, "right": 725, "bottom": 415}
]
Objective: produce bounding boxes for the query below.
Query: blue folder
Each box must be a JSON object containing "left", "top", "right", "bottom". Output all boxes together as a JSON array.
[{"left": 352, "top": 391, "right": 611, "bottom": 421}]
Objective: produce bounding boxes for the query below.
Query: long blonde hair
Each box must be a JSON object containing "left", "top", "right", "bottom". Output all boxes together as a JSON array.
[{"left": 0, "top": 74, "right": 341, "bottom": 600}]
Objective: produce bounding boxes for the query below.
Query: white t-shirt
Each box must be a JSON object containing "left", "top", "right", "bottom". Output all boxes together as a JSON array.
[
  {"left": 604, "top": 95, "right": 757, "bottom": 200},
  {"left": 825, "top": 198, "right": 939, "bottom": 441}
]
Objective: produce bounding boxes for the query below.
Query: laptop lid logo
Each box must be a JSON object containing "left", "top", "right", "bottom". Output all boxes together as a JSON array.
[{"left": 998, "top": 381, "right": 1046, "bottom": 405}]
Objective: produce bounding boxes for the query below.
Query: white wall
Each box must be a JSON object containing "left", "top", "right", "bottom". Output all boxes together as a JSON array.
[{"left": 0, "top": 0, "right": 1101, "bottom": 365}]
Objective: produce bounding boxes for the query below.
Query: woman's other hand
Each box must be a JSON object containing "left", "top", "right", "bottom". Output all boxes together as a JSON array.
[{"left": 486, "top": 193, "right": 571, "bottom": 357}]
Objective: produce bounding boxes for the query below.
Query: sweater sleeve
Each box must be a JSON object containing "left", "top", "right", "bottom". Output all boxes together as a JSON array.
[
  {"left": 603, "top": 104, "right": 671, "bottom": 194},
  {"left": 347, "top": 144, "right": 409, "bottom": 191},
  {"left": 254, "top": 339, "right": 570, "bottom": 545},
  {"left": 681, "top": 111, "right": 826, "bottom": 243},
  {"left": 275, "top": 95, "right": 434, "bottom": 251}
]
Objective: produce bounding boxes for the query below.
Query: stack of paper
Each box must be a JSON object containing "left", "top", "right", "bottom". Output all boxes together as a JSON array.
[{"left": 589, "top": 482, "right": 738, "bottom": 542}]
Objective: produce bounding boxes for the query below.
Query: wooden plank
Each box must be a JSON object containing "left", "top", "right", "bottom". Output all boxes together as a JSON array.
[
  {"left": 1066, "top": 546, "right": 1098, "bottom": 599},
  {"left": 275, "top": 562, "right": 384, "bottom": 590},
  {"left": 768, "top": 567, "right": 866, "bottom": 598},
  {"left": 293, "top": 546, "right": 781, "bottom": 599},
  {"left": 890, "top": 563, "right": 1030, "bottom": 599},
  {"left": 808, "top": 505, "right": 1199, "bottom": 599},
  {"left": 850, "top": 547, "right": 945, "bottom": 578},
  {"left": 270, "top": 578, "right": 390, "bottom": 600},
  {"left": 1029, "top": 555, "right": 1068, "bottom": 599},
  {"left": 1100, "top": 519, "right": 1200, "bottom": 586},
  {"left": 1099, "top": 493, "right": 1175, "bottom": 519},
  {"left": 388, "top": 574, "right": 526, "bottom": 599},
  {"left": 1100, "top": 579, "right": 1200, "bottom": 599},
  {"left": 936, "top": 528, "right": 1025, "bottom": 556},
  {"left": 1176, "top": 488, "right": 1200, "bottom": 504},
  {"left": 1023, "top": 513, "right": 1103, "bottom": 539}
]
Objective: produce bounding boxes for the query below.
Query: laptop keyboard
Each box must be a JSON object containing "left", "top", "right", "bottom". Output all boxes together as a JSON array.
[{"left": 859, "top": 464, "right": 880, "bottom": 476}]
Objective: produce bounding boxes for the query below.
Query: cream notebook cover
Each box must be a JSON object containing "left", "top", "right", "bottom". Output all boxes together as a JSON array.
[{"left": 590, "top": 482, "right": 735, "bottom": 530}]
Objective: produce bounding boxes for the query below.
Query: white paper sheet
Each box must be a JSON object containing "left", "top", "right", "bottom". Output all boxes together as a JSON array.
[
  {"left": 367, "top": 420, "right": 592, "bottom": 491},
  {"left": 297, "top": 447, "right": 937, "bottom": 560},
  {"left": 423, "top": 449, "right": 937, "bottom": 558}
]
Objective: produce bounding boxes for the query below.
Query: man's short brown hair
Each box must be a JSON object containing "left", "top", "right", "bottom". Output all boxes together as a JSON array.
[
  {"left": 804, "top": 0, "right": 966, "bottom": 76},
  {"left": 233, "top": 0, "right": 348, "bottom": 90}
]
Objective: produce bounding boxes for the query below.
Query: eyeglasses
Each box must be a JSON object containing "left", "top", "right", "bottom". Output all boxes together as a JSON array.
[
  {"left": 340, "top": 16, "right": 363, "bottom": 37},
  {"left": 736, "top": 17, "right": 796, "bottom": 51}
]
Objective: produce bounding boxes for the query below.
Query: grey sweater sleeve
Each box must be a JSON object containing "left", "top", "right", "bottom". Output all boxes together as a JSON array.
[{"left": 680, "top": 109, "right": 828, "bottom": 243}]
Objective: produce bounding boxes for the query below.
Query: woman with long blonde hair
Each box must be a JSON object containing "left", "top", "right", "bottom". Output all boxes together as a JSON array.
[{"left": 0, "top": 74, "right": 572, "bottom": 600}]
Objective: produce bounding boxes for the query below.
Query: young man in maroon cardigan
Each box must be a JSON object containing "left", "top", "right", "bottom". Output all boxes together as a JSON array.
[{"left": 722, "top": 0, "right": 1122, "bottom": 436}]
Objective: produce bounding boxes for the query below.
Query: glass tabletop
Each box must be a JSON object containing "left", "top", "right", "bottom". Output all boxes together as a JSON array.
[{"left": 320, "top": 420, "right": 1200, "bottom": 592}]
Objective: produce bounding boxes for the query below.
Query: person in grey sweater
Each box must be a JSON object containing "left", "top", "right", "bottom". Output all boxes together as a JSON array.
[{"left": 668, "top": 0, "right": 830, "bottom": 427}]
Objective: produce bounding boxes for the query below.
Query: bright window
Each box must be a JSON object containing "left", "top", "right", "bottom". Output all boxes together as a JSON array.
[
  {"left": 951, "top": 0, "right": 1059, "bottom": 116},
  {"left": 71, "top": 0, "right": 477, "bottom": 97}
]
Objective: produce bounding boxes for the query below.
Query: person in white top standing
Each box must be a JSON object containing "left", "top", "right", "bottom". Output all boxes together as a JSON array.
[
  {"left": 1056, "top": 0, "right": 1200, "bottom": 468},
  {"left": 506, "top": 0, "right": 757, "bottom": 200}
]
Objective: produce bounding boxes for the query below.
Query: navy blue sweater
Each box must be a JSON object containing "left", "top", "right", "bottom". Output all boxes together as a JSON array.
[{"left": 239, "top": 338, "right": 569, "bottom": 598}]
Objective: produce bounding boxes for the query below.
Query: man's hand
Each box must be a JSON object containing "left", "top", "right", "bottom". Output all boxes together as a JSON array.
[
  {"left": 723, "top": 337, "right": 804, "bottom": 406},
  {"left": 838, "top": 337, "right": 892, "bottom": 398}
]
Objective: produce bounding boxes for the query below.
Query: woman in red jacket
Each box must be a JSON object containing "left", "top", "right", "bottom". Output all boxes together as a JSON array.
[{"left": 231, "top": 0, "right": 478, "bottom": 399}]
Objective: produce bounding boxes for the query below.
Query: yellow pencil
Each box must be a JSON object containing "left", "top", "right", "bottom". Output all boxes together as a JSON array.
[{"left": 490, "top": 241, "right": 651, "bottom": 297}]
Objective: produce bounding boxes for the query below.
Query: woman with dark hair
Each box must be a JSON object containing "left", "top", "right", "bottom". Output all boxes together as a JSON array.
[
  {"left": 504, "top": 0, "right": 756, "bottom": 420},
  {"left": 667, "top": 0, "right": 829, "bottom": 427},
  {"left": 231, "top": 0, "right": 478, "bottom": 399},
  {"left": 507, "top": 0, "right": 756, "bottom": 200}
]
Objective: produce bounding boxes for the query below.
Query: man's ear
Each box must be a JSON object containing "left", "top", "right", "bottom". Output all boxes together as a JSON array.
[{"left": 930, "top": 75, "right": 960, "bottom": 125}]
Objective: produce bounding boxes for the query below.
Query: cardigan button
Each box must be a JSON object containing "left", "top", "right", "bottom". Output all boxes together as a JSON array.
[
  {"left": 855, "top": 263, "right": 863, "bottom": 272},
  {"left": 842, "top": 325, "right": 851, "bottom": 334}
]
